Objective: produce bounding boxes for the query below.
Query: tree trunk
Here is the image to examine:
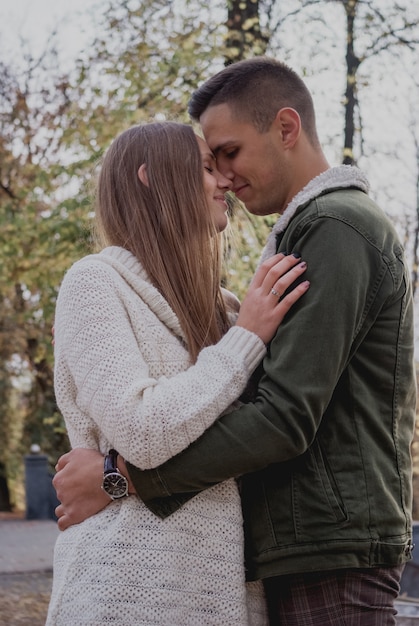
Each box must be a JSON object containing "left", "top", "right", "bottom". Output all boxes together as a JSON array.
[
  {"left": 342, "top": 0, "right": 361, "bottom": 165},
  {"left": 224, "top": 0, "right": 268, "bottom": 65}
]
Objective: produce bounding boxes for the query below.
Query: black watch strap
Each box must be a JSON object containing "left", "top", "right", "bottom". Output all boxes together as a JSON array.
[{"left": 104, "top": 449, "right": 119, "bottom": 474}]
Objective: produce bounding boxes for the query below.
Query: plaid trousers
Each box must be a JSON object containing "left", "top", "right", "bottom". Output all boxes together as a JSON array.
[{"left": 263, "top": 565, "right": 404, "bottom": 626}]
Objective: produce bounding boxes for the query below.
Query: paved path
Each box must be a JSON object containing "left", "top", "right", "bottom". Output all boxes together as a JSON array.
[{"left": 0, "top": 518, "right": 59, "bottom": 574}]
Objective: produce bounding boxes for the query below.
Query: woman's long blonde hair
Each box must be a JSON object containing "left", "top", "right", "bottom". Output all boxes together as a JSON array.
[{"left": 94, "top": 122, "right": 228, "bottom": 362}]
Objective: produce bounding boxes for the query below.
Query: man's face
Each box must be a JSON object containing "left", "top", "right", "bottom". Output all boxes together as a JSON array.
[{"left": 200, "top": 103, "right": 293, "bottom": 216}]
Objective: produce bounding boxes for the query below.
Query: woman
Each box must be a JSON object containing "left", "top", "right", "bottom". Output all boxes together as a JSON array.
[{"left": 47, "top": 122, "right": 309, "bottom": 625}]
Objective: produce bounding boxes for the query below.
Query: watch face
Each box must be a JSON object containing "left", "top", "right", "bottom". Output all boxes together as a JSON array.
[{"left": 102, "top": 472, "right": 128, "bottom": 498}]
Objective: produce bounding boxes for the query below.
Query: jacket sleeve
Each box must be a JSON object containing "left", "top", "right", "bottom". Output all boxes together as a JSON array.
[
  {"left": 128, "top": 215, "right": 394, "bottom": 515},
  {"left": 53, "top": 259, "right": 266, "bottom": 470}
]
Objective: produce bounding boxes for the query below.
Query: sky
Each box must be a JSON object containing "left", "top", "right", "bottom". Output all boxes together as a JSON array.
[{"left": 0, "top": 0, "right": 99, "bottom": 68}]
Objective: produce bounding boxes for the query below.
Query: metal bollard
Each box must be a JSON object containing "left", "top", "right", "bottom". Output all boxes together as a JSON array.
[{"left": 24, "top": 445, "right": 58, "bottom": 520}]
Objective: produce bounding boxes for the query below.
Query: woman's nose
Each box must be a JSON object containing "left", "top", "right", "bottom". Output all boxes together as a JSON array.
[{"left": 216, "top": 171, "right": 233, "bottom": 190}]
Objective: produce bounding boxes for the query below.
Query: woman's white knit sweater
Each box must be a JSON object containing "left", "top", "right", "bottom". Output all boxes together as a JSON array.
[{"left": 47, "top": 246, "right": 268, "bottom": 626}]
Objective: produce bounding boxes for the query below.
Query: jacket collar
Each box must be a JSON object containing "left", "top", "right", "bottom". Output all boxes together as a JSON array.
[{"left": 259, "top": 165, "right": 370, "bottom": 262}]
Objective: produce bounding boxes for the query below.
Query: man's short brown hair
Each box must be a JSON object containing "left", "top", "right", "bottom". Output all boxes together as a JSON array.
[{"left": 188, "top": 56, "right": 320, "bottom": 147}]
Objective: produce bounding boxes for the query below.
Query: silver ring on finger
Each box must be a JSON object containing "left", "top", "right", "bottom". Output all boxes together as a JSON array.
[{"left": 271, "top": 288, "right": 280, "bottom": 297}]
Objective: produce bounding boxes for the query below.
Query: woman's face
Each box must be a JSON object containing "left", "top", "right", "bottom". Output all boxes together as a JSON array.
[{"left": 196, "top": 135, "right": 232, "bottom": 232}]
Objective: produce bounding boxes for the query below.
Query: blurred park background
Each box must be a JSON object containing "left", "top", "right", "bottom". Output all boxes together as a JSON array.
[{"left": 0, "top": 0, "right": 419, "bottom": 519}]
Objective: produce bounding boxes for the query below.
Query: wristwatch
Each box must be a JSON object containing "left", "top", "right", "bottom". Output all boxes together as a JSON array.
[{"left": 101, "top": 449, "right": 129, "bottom": 500}]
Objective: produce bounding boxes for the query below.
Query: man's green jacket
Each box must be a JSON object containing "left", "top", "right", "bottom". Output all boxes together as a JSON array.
[{"left": 128, "top": 167, "right": 416, "bottom": 581}]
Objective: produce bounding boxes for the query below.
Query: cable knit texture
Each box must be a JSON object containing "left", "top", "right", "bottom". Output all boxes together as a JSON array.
[{"left": 47, "top": 246, "right": 268, "bottom": 625}]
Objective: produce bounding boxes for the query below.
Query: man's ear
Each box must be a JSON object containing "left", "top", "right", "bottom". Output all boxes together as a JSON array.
[
  {"left": 137, "top": 163, "right": 149, "bottom": 186},
  {"left": 274, "top": 107, "right": 301, "bottom": 148}
]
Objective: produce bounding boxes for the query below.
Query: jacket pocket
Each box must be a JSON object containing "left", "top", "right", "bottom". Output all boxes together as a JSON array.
[
  {"left": 292, "top": 440, "right": 349, "bottom": 541},
  {"left": 241, "top": 440, "right": 350, "bottom": 566}
]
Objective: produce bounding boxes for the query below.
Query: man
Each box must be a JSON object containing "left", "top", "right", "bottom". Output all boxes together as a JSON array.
[{"left": 54, "top": 57, "right": 416, "bottom": 625}]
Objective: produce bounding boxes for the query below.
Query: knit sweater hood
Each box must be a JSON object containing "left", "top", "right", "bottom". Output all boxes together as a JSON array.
[{"left": 81, "top": 246, "right": 185, "bottom": 340}]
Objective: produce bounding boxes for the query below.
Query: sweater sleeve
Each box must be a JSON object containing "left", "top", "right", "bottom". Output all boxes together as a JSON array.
[{"left": 53, "top": 259, "right": 266, "bottom": 470}]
